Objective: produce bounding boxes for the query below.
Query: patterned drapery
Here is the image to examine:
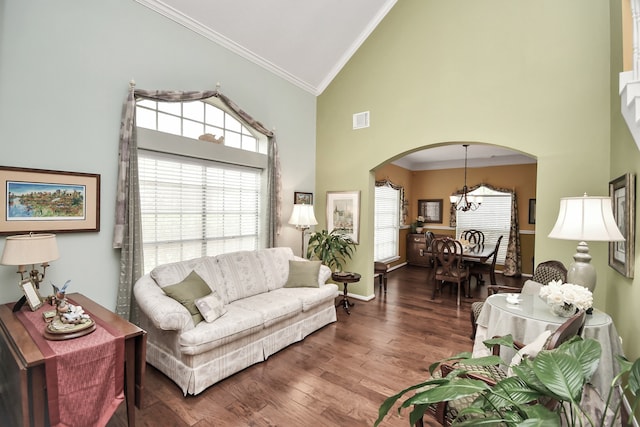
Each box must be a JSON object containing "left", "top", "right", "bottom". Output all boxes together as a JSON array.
[{"left": 112, "top": 83, "right": 282, "bottom": 321}]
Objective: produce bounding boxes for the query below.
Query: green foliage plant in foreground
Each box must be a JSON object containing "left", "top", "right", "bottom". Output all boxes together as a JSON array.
[{"left": 375, "top": 335, "right": 640, "bottom": 426}]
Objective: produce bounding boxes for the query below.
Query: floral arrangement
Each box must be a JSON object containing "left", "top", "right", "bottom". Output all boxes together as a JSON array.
[
  {"left": 539, "top": 280, "right": 593, "bottom": 313},
  {"left": 415, "top": 216, "right": 425, "bottom": 227}
]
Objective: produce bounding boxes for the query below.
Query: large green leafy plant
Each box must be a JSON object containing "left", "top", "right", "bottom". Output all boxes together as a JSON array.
[
  {"left": 306, "top": 229, "right": 356, "bottom": 272},
  {"left": 375, "top": 335, "right": 640, "bottom": 426}
]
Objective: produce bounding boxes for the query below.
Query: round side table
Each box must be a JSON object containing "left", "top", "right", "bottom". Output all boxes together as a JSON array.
[{"left": 332, "top": 272, "right": 361, "bottom": 315}]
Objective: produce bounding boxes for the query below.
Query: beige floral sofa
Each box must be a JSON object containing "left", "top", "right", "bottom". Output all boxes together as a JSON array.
[{"left": 133, "top": 247, "right": 337, "bottom": 395}]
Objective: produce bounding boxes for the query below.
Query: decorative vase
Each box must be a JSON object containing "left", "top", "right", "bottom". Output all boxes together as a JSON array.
[
  {"left": 550, "top": 303, "right": 576, "bottom": 318},
  {"left": 416, "top": 227, "right": 424, "bottom": 233}
]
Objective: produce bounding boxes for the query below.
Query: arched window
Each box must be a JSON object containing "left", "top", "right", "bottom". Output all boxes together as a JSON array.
[{"left": 136, "top": 99, "right": 268, "bottom": 273}]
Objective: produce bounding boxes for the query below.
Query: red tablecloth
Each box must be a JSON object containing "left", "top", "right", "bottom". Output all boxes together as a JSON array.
[{"left": 15, "top": 299, "right": 124, "bottom": 427}]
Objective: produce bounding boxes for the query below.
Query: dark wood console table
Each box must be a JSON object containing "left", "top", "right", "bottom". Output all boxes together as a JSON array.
[{"left": 0, "top": 293, "right": 146, "bottom": 427}]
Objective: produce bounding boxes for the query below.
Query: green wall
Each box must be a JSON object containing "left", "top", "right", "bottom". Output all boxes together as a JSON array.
[
  {"left": 608, "top": 0, "right": 640, "bottom": 361},
  {"left": 317, "top": 0, "right": 639, "bottom": 358},
  {"left": 0, "top": 0, "right": 317, "bottom": 308}
]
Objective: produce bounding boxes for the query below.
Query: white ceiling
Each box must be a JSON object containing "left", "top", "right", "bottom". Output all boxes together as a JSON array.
[
  {"left": 392, "top": 144, "right": 536, "bottom": 171},
  {"left": 134, "top": 1, "right": 537, "bottom": 170},
  {"left": 135, "top": 0, "right": 397, "bottom": 95}
]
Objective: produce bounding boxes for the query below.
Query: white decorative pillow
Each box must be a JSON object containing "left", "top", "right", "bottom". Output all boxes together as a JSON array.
[
  {"left": 507, "top": 329, "right": 552, "bottom": 376},
  {"left": 194, "top": 291, "right": 227, "bottom": 323}
]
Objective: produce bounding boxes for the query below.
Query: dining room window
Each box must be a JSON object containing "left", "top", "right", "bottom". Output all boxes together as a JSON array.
[
  {"left": 455, "top": 187, "right": 511, "bottom": 264},
  {"left": 374, "top": 183, "right": 401, "bottom": 262}
]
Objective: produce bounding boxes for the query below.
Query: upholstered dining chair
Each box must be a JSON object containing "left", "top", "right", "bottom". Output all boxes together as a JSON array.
[
  {"left": 431, "top": 237, "right": 470, "bottom": 306},
  {"left": 469, "top": 260, "right": 567, "bottom": 339},
  {"left": 418, "top": 309, "right": 587, "bottom": 427},
  {"left": 468, "top": 235, "right": 503, "bottom": 287}
]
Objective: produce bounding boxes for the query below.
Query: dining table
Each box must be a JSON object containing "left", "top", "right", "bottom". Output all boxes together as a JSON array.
[
  {"left": 473, "top": 293, "right": 624, "bottom": 402},
  {"left": 461, "top": 243, "right": 497, "bottom": 263}
]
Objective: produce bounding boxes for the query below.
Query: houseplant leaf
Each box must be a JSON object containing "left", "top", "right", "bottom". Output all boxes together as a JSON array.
[{"left": 532, "top": 352, "right": 584, "bottom": 401}]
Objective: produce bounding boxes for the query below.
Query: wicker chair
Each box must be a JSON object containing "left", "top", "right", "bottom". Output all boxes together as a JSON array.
[
  {"left": 418, "top": 309, "right": 586, "bottom": 426},
  {"left": 469, "top": 260, "right": 567, "bottom": 339}
]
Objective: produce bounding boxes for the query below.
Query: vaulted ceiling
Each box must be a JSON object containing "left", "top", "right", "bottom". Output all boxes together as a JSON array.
[
  {"left": 135, "top": 0, "right": 397, "bottom": 95},
  {"left": 135, "top": 0, "right": 536, "bottom": 169}
]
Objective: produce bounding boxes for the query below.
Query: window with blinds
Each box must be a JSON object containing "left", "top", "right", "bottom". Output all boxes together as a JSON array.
[
  {"left": 455, "top": 187, "right": 511, "bottom": 264},
  {"left": 138, "top": 150, "right": 262, "bottom": 273},
  {"left": 374, "top": 185, "right": 400, "bottom": 262}
]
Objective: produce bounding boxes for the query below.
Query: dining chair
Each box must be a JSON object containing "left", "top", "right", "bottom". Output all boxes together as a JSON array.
[
  {"left": 468, "top": 235, "right": 503, "bottom": 287},
  {"left": 469, "top": 260, "right": 567, "bottom": 339},
  {"left": 460, "top": 229, "right": 485, "bottom": 246},
  {"left": 419, "top": 309, "right": 587, "bottom": 427},
  {"left": 424, "top": 231, "right": 436, "bottom": 267},
  {"left": 431, "top": 237, "right": 470, "bottom": 306}
]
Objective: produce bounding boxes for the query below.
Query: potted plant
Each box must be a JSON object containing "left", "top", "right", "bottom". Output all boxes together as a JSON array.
[
  {"left": 306, "top": 229, "right": 357, "bottom": 272},
  {"left": 375, "top": 335, "right": 640, "bottom": 426}
]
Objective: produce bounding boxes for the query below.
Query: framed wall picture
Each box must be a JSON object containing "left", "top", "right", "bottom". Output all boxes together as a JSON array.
[
  {"left": 0, "top": 166, "right": 100, "bottom": 234},
  {"left": 418, "top": 199, "right": 443, "bottom": 224},
  {"left": 19, "top": 278, "right": 43, "bottom": 311},
  {"left": 294, "top": 192, "right": 313, "bottom": 205},
  {"left": 528, "top": 199, "right": 536, "bottom": 225},
  {"left": 609, "top": 173, "right": 635, "bottom": 278},
  {"left": 326, "top": 190, "right": 360, "bottom": 243}
]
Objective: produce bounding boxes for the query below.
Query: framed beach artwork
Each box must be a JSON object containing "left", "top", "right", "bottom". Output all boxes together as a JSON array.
[
  {"left": 326, "top": 190, "right": 360, "bottom": 244},
  {"left": 0, "top": 166, "right": 100, "bottom": 234},
  {"left": 608, "top": 173, "right": 635, "bottom": 278}
]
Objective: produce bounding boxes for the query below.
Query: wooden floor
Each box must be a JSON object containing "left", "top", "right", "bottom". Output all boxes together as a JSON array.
[{"left": 107, "top": 265, "right": 524, "bottom": 427}]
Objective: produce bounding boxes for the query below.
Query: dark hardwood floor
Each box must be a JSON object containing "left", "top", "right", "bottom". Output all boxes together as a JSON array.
[{"left": 107, "top": 265, "right": 524, "bottom": 427}]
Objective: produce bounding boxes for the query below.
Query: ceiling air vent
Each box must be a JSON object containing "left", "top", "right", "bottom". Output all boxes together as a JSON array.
[{"left": 352, "top": 111, "right": 370, "bottom": 130}]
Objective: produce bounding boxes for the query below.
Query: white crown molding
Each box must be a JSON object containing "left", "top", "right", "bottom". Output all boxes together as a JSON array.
[
  {"left": 135, "top": 0, "right": 317, "bottom": 94},
  {"left": 316, "top": 0, "right": 398, "bottom": 95}
]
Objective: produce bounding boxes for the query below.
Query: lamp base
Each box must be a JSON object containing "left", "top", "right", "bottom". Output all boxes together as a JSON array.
[{"left": 566, "top": 241, "right": 597, "bottom": 292}]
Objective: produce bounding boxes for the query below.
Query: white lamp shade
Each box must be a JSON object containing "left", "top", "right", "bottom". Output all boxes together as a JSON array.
[
  {"left": 548, "top": 196, "right": 624, "bottom": 242},
  {"left": 1, "top": 233, "right": 60, "bottom": 266},
  {"left": 288, "top": 204, "right": 318, "bottom": 227}
]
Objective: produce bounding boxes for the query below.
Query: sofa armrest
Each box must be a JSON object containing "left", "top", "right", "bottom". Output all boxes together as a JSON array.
[
  {"left": 133, "top": 274, "right": 194, "bottom": 332},
  {"left": 318, "top": 264, "right": 331, "bottom": 285}
]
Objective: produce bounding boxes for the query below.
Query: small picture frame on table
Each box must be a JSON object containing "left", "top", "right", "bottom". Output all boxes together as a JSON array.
[{"left": 19, "top": 278, "right": 43, "bottom": 311}]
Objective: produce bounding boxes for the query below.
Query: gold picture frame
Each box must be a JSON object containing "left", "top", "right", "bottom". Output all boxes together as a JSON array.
[
  {"left": 19, "top": 278, "right": 43, "bottom": 311},
  {"left": 0, "top": 166, "right": 100, "bottom": 234}
]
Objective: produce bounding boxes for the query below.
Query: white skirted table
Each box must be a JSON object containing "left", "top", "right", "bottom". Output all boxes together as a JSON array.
[{"left": 473, "top": 293, "right": 624, "bottom": 400}]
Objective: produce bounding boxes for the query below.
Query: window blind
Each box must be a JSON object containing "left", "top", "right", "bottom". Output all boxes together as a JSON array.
[
  {"left": 138, "top": 149, "right": 261, "bottom": 273},
  {"left": 374, "top": 185, "right": 400, "bottom": 262},
  {"left": 455, "top": 194, "right": 511, "bottom": 264}
]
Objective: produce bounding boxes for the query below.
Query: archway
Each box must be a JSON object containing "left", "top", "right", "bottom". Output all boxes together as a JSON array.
[{"left": 372, "top": 141, "right": 537, "bottom": 281}]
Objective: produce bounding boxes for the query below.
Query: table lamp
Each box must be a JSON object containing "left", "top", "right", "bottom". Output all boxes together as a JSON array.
[
  {"left": 288, "top": 204, "right": 318, "bottom": 256},
  {"left": 548, "top": 194, "right": 624, "bottom": 292},
  {"left": 1, "top": 233, "right": 59, "bottom": 312}
]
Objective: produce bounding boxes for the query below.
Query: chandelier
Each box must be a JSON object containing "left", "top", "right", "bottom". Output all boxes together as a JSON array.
[{"left": 449, "top": 144, "right": 482, "bottom": 212}]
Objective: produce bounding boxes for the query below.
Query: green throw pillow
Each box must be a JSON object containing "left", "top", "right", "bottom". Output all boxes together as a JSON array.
[
  {"left": 162, "top": 270, "right": 212, "bottom": 324},
  {"left": 284, "top": 260, "right": 321, "bottom": 288}
]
